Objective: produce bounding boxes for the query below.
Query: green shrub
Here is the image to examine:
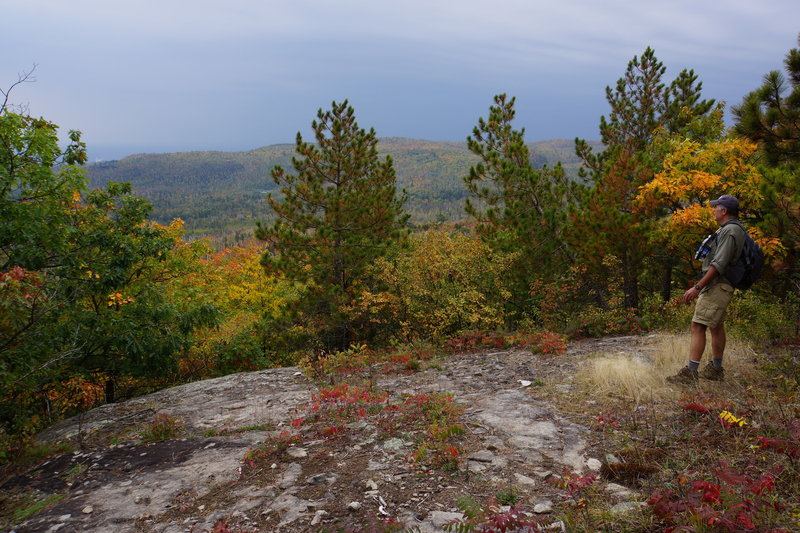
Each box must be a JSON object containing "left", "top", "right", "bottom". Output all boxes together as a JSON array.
[
  {"left": 726, "top": 290, "right": 799, "bottom": 342},
  {"left": 566, "top": 305, "right": 644, "bottom": 338},
  {"left": 639, "top": 292, "right": 694, "bottom": 332}
]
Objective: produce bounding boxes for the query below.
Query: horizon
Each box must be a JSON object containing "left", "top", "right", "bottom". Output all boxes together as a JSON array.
[{"left": 87, "top": 136, "right": 589, "bottom": 162}]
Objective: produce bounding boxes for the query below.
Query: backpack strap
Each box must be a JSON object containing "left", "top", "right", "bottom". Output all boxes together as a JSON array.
[
  {"left": 721, "top": 220, "right": 750, "bottom": 265},
  {"left": 721, "top": 220, "right": 748, "bottom": 244}
]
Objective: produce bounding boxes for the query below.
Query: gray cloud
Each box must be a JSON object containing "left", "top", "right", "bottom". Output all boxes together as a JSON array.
[{"left": 2, "top": 0, "right": 798, "bottom": 159}]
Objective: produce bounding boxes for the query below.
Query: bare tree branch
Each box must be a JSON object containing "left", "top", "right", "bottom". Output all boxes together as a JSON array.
[{"left": 1, "top": 64, "right": 37, "bottom": 114}]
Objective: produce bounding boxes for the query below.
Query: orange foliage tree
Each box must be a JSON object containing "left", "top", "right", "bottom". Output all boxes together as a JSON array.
[
  {"left": 168, "top": 242, "right": 300, "bottom": 378},
  {"left": 634, "top": 118, "right": 786, "bottom": 286}
]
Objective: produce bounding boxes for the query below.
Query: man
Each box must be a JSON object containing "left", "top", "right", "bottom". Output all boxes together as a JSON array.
[{"left": 667, "top": 194, "right": 746, "bottom": 384}]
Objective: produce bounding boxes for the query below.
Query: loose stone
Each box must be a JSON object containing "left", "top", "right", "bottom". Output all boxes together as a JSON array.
[{"left": 586, "top": 458, "right": 602, "bottom": 471}]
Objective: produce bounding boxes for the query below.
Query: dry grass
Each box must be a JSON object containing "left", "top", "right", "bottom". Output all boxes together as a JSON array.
[{"left": 575, "top": 333, "right": 761, "bottom": 403}]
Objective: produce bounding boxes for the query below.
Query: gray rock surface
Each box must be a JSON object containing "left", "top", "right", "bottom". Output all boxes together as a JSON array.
[{"left": 4, "top": 337, "right": 657, "bottom": 532}]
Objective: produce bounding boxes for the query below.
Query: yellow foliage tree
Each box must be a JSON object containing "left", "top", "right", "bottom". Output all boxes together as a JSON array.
[
  {"left": 166, "top": 242, "right": 300, "bottom": 378},
  {"left": 350, "top": 229, "right": 514, "bottom": 343},
  {"left": 634, "top": 133, "right": 785, "bottom": 266}
]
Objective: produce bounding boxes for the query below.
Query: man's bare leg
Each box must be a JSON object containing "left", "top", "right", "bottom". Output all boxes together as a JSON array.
[
  {"left": 710, "top": 322, "right": 726, "bottom": 362},
  {"left": 689, "top": 321, "right": 707, "bottom": 363}
]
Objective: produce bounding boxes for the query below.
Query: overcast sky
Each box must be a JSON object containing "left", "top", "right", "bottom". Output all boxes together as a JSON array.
[{"left": 2, "top": 0, "right": 798, "bottom": 160}]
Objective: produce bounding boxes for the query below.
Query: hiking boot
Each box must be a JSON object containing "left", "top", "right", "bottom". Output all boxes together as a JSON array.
[
  {"left": 666, "top": 366, "right": 698, "bottom": 384},
  {"left": 699, "top": 363, "right": 724, "bottom": 381}
]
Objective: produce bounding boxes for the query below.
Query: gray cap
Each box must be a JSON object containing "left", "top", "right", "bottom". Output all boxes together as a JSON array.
[{"left": 710, "top": 194, "right": 739, "bottom": 210}]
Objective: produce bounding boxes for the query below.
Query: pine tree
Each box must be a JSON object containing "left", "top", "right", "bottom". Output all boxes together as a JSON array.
[
  {"left": 255, "top": 100, "right": 409, "bottom": 351},
  {"left": 573, "top": 47, "right": 714, "bottom": 308},
  {"left": 733, "top": 35, "right": 800, "bottom": 165},
  {"left": 464, "top": 94, "right": 579, "bottom": 320},
  {"left": 733, "top": 36, "right": 800, "bottom": 294}
]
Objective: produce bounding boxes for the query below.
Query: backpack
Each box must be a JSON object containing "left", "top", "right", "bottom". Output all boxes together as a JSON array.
[{"left": 723, "top": 221, "right": 764, "bottom": 290}]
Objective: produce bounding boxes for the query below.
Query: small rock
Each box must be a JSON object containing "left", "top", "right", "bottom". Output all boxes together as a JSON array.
[
  {"left": 519, "top": 380, "right": 532, "bottom": 387},
  {"left": 347, "top": 501, "right": 362, "bottom": 511},
  {"left": 383, "top": 438, "right": 404, "bottom": 451},
  {"left": 306, "top": 473, "right": 336, "bottom": 485},
  {"left": 543, "top": 520, "right": 567, "bottom": 531},
  {"left": 491, "top": 456, "right": 508, "bottom": 469},
  {"left": 82, "top": 506, "right": 93, "bottom": 514},
  {"left": 365, "top": 479, "right": 378, "bottom": 490},
  {"left": 287, "top": 447, "right": 307, "bottom": 458},
  {"left": 611, "top": 501, "right": 643, "bottom": 514},
  {"left": 469, "top": 450, "right": 495, "bottom": 462},
  {"left": 514, "top": 473, "right": 537, "bottom": 485},
  {"left": 484, "top": 436, "right": 505, "bottom": 450},
  {"left": 367, "top": 458, "right": 388, "bottom": 471},
  {"left": 605, "top": 482, "right": 636, "bottom": 500},
  {"left": 605, "top": 453, "right": 622, "bottom": 465},
  {"left": 198, "top": 505, "right": 205, "bottom": 511},
  {"left": 428, "top": 511, "right": 464, "bottom": 527},
  {"left": 534, "top": 501, "right": 553, "bottom": 514},
  {"left": 468, "top": 461, "right": 487, "bottom": 473},
  {"left": 586, "top": 458, "right": 602, "bottom": 471},
  {"left": 310, "top": 510, "right": 328, "bottom": 525}
]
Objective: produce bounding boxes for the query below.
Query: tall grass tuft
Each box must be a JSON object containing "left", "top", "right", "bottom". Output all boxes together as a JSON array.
[{"left": 576, "top": 334, "right": 757, "bottom": 402}]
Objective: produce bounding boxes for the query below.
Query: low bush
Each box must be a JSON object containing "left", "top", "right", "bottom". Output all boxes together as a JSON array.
[
  {"left": 726, "top": 291, "right": 799, "bottom": 343},
  {"left": 141, "top": 413, "right": 184, "bottom": 442}
]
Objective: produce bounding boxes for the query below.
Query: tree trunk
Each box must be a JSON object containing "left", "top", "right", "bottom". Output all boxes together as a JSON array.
[
  {"left": 622, "top": 255, "right": 639, "bottom": 310},
  {"left": 660, "top": 259, "right": 675, "bottom": 303},
  {"left": 105, "top": 377, "right": 116, "bottom": 404}
]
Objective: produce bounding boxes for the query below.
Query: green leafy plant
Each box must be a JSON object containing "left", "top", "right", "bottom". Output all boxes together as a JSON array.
[
  {"left": 9, "top": 491, "right": 65, "bottom": 523},
  {"left": 495, "top": 486, "right": 521, "bottom": 506},
  {"left": 141, "top": 413, "right": 184, "bottom": 442}
]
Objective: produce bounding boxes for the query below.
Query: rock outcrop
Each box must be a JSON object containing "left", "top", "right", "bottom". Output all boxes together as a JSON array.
[{"left": 3, "top": 336, "right": 656, "bottom": 532}]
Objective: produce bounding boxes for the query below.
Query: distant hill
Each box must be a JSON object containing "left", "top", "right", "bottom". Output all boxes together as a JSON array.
[{"left": 86, "top": 138, "right": 599, "bottom": 239}]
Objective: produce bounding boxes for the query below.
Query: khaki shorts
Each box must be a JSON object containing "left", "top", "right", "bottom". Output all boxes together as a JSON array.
[{"left": 693, "top": 282, "right": 735, "bottom": 328}]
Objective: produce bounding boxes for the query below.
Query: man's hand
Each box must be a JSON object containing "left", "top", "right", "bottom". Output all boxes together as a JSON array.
[{"left": 682, "top": 287, "right": 700, "bottom": 305}]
